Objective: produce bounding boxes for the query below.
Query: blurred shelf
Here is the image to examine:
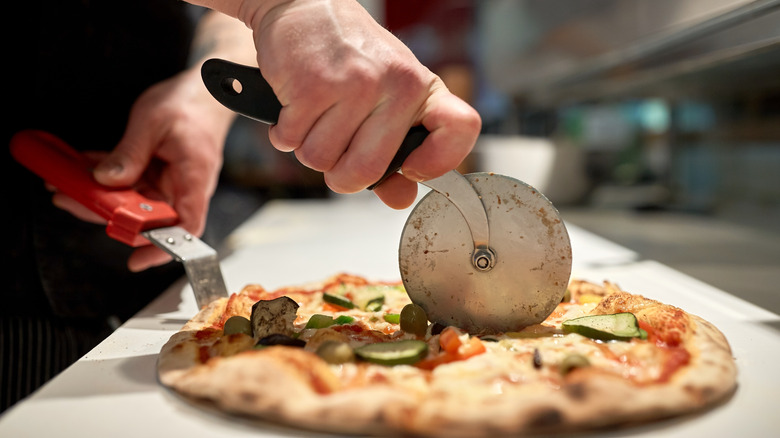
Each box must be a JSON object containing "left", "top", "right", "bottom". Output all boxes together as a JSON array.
[
  {"left": 483, "top": 0, "right": 780, "bottom": 105},
  {"left": 535, "top": 39, "right": 780, "bottom": 104}
]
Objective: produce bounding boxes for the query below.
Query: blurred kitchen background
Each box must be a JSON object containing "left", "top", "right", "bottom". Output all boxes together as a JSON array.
[{"left": 206, "top": 0, "right": 780, "bottom": 313}]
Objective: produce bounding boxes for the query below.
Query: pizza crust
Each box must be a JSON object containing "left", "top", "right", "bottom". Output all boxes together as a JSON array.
[{"left": 157, "top": 277, "right": 737, "bottom": 437}]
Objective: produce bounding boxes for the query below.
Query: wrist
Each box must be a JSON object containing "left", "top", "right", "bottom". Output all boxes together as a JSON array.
[{"left": 236, "top": 0, "right": 295, "bottom": 30}]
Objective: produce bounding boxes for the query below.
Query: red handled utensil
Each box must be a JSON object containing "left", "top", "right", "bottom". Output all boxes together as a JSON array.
[{"left": 10, "top": 130, "right": 228, "bottom": 308}]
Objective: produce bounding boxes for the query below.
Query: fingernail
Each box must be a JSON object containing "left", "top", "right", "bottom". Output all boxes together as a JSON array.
[
  {"left": 96, "top": 161, "right": 124, "bottom": 178},
  {"left": 403, "top": 169, "right": 428, "bottom": 183}
]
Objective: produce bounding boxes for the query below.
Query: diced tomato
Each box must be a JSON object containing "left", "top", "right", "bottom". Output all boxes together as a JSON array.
[
  {"left": 416, "top": 327, "right": 486, "bottom": 370},
  {"left": 415, "top": 352, "right": 459, "bottom": 370},
  {"left": 439, "top": 327, "right": 463, "bottom": 354},
  {"left": 459, "top": 337, "right": 486, "bottom": 359}
]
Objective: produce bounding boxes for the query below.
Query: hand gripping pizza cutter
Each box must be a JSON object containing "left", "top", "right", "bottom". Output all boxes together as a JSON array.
[
  {"left": 10, "top": 130, "right": 228, "bottom": 309},
  {"left": 201, "top": 59, "right": 572, "bottom": 334}
]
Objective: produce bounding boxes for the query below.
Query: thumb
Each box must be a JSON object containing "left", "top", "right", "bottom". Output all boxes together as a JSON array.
[{"left": 93, "top": 130, "right": 154, "bottom": 187}]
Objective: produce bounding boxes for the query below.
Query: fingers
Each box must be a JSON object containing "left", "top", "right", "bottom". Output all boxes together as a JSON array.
[
  {"left": 297, "top": 84, "right": 479, "bottom": 198},
  {"left": 293, "top": 97, "right": 379, "bottom": 175},
  {"left": 52, "top": 190, "right": 174, "bottom": 271},
  {"left": 269, "top": 74, "right": 432, "bottom": 194},
  {"left": 52, "top": 187, "right": 174, "bottom": 271},
  {"left": 51, "top": 193, "right": 107, "bottom": 224},
  {"left": 269, "top": 68, "right": 384, "bottom": 175},
  {"left": 267, "top": 96, "right": 328, "bottom": 153}
]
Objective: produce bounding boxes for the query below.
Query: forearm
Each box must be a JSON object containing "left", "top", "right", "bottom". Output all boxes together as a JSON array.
[{"left": 177, "top": 9, "right": 259, "bottom": 141}]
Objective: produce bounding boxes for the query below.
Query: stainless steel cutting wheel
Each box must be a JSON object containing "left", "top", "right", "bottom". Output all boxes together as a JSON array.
[{"left": 399, "top": 172, "right": 572, "bottom": 334}]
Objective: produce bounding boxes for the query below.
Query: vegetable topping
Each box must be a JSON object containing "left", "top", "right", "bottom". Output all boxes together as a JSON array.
[
  {"left": 383, "top": 313, "right": 401, "bottom": 324},
  {"left": 316, "top": 340, "right": 355, "bottom": 364},
  {"left": 256, "top": 334, "right": 306, "bottom": 348},
  {"left": 354, "top": 340, "right": 429, "bottom": 366},
  {"left": 562, "top": 313, "right": 648, "bottom": 341},
  {"left": 304, "top": 314, "right": 356, "bottom": 330},
  {"left": 223, "top": 315, "right": 253, "bottom": 337},
  {"left": 416, "top": 327, "right": 486, "bottom": 370},
  {"left": 560, "top": 353, "right": 590, "bottom": 375},
  {"left": 322, "top": 293, "right": 356, "bottom": 310},
  {"left": 251, "top": 296, "right": 299, "bottom": 341},
  {"left": 400, "top": 303, "right": 428, "bottom": 336}
]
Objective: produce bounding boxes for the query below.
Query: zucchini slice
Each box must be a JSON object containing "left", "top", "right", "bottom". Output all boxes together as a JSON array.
[
  {"left": 562, "top": 313, "right": 646, "bottom": 341},
  {"left": 354, "top": 340, "right": 428, "bottom": 366},
  {"left": 323, "top": 293, "right": 356, "bottom": 309}
]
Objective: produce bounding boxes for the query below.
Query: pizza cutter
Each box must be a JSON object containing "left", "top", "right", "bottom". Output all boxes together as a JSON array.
[
  {"left": 10, "top": 130, "right": 228, "bottom": 309},
  {"left": 201, "top": 59, "right": 572, "bottom": 334}
]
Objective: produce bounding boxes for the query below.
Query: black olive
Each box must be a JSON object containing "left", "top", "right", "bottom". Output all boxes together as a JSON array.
[
  {"left": 429, "top": 322, "right": 447, "bottom": 336},
  {"left": 256, "top": 334, "right": 306, "bottom": 348},
  {"left": 533, "top": 348, "right": 543, "bottom": 369}
]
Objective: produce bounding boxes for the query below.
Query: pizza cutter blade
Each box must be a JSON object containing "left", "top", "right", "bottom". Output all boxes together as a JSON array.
[
  {"left": 400, "top": 171, "right": 572, "bottom": 334},
  {"left": 200, "top": 59, "right": 572, "bottom": 334}
]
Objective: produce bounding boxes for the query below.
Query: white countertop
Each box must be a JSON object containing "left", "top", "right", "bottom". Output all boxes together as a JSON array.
[{"left": 2, "top": 192, "right": 778, "bottom": 437}]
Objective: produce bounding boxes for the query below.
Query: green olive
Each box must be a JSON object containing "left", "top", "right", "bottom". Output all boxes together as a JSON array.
[
  {"left": 400, "top": 303, "right": 428, "bottom": 336},
  {"left": 223, "top": 315, "right": 253, "bottom": 336},
  {"left": 316, "top": 340, "right": 355, "bottom": 364},
  {"left": 560, "top": 353, "right": 590, "bottom": 375}
]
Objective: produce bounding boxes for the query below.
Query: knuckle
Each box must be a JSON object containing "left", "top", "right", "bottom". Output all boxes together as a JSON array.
[
  {"left": 387, "top": 64, "right": 430, "bottom": 102},
  {"left": 458, "top": 106, "right": 483, "bottom": 135},
  {"left": 348, "top": 63, "right": 381, "bottom": 89}
]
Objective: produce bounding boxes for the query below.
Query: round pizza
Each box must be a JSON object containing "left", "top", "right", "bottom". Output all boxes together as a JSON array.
[{"left": 158, "top": 273, "right": 737, "bottom": 436}]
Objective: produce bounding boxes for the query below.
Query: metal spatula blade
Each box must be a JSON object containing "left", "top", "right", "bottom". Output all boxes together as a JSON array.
[{"left": 143, "top": 227, "right": 228, "bottom": 308}]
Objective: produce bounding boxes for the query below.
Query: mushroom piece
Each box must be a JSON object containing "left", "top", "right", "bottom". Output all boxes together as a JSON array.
[{"left": 250, "top": 296, "right": 299, "bottom": 341}]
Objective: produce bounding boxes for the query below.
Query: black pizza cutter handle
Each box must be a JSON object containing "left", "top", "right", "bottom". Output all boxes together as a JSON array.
[{"left": 201, "top": 58, "right": 428, "bottom": 190}]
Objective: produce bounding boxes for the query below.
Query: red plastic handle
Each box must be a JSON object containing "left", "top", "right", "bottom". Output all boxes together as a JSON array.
[{"left": 10, "top": 130, "right": 179, "bottom": 247}]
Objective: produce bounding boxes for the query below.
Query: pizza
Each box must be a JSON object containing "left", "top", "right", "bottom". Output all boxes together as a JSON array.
[{"left": 157, "top": 273, "right": 737, "bottom": 436}]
